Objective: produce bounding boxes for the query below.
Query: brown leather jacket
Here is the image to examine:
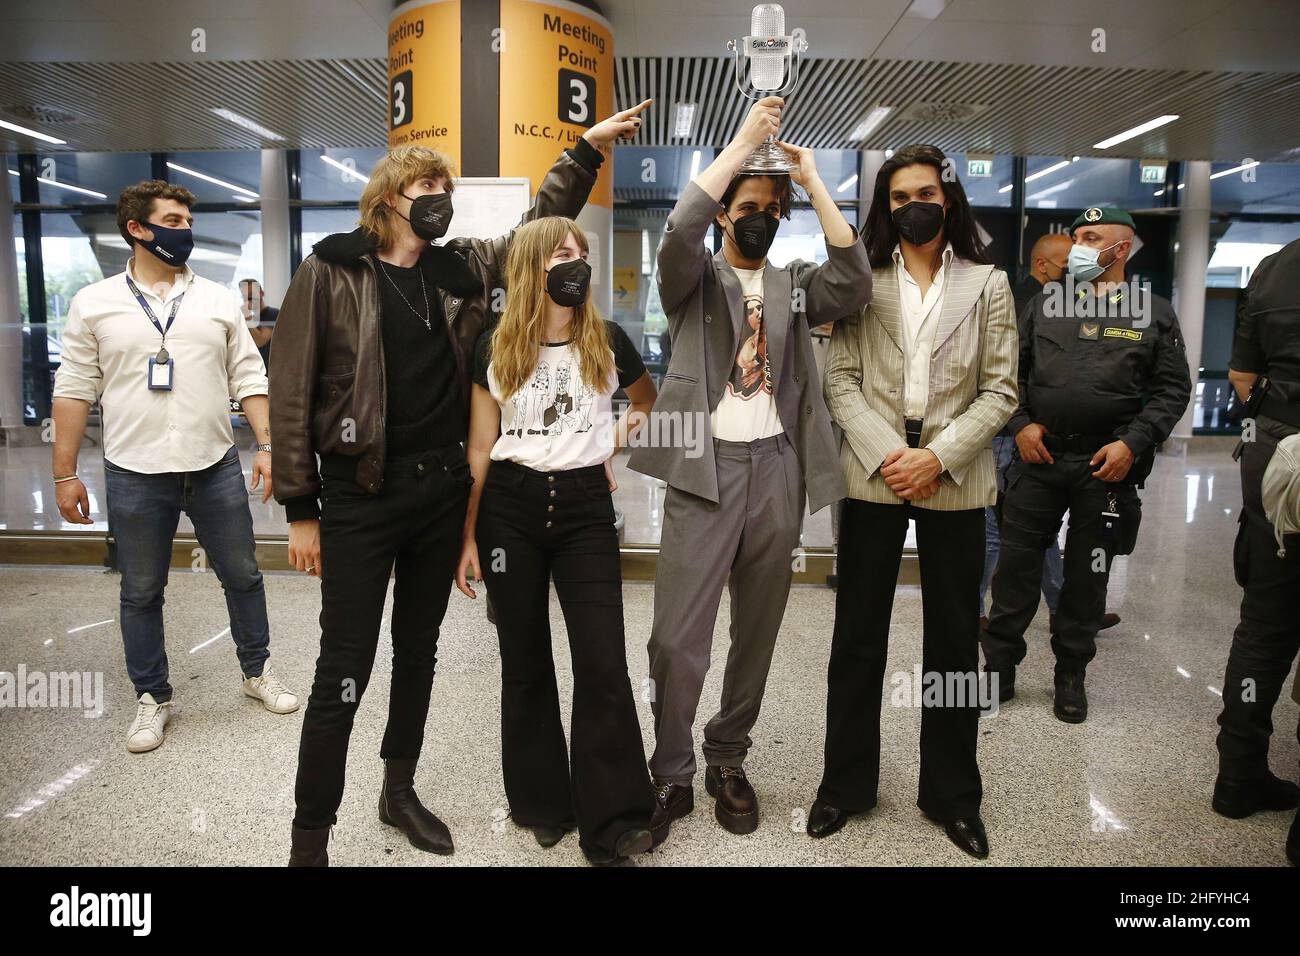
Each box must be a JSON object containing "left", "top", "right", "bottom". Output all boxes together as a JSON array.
[{"left": 270, "top": 142, "right": 602, "bottom": 521}]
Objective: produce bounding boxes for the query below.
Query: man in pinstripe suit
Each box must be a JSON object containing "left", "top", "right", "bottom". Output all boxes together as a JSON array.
[{"left": 805, "top": 145, "right": 1019, "bottom": 859}]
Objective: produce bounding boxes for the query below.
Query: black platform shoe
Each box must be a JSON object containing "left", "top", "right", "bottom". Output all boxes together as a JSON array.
[{"left": 288, "top": 823, "right": 330, "bottom": 867}]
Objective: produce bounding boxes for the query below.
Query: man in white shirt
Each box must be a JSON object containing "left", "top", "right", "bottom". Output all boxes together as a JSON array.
[{"left": 51, "top": 179, "right": 298, "bottom": 754}]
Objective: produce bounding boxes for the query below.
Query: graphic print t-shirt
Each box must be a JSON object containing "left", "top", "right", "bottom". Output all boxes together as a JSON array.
[
  {"left": 473, "top": 320, "right": 647, "bottom": 471},
  {"left": 710, "top": 265, "right": 784, "bottom": 442}
]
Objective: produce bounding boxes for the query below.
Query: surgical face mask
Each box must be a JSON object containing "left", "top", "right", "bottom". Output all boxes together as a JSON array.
[
  {"left": 1067, "top": 240, "right": 1123, "bottom": 282},
  {"left": 545, "top": 257, "right": 591, "bottom": 307},
  {"left": 399, "top": 191, "right": 453, "bottom": 241},
  {"left": 135, "top": 220, "right": 194, "bottom": 267},
  {"left": 891, "top": 200, "right": 946, "bottom": 247},
  {"left": 725, "top": 211, "right": 780, "bottom": 260}
]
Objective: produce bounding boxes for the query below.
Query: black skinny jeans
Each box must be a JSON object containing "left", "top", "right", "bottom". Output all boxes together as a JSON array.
[
  {"left": 293, "top": 445, "right": 470, "bottom": 830},
  {"left": 475, "top": 459, "right": 654, "bottom": 858}
]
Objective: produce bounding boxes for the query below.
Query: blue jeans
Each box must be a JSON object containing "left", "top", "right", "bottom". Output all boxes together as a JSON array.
[
  {"left": 980, "top": 435, "right": 1063, "bottom": 615},
  {"left": 104, "top": 445, "right": 269, "bottom": 702}
]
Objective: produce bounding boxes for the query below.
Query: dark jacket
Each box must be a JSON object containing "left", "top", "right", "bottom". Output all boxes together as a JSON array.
[
  {"left": 1007, "top": 282, "right": 1192, "bottom": 460},
  {"left": 270, "top": 143, "right": 601, "bottom": 521}
]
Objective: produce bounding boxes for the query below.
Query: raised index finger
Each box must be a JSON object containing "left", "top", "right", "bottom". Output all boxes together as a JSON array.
[{"left": 618, "top": 98, "right": 653, "bottom": 119}]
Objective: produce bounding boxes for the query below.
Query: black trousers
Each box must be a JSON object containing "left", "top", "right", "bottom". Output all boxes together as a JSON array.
[
  {"left": 818, "top": 499, "right": 985, "bottom": 821},
  {"left": 1217, "top": 416, "right": 1300, "bottom": 782},
  {"left": 293, "top": 446, "right": 470, "bottom": 830},
  {"left": 984, "top": 455, "right": 1134, "bottom": 673},
  {"left": 475, "top": 459, "right": 654, "bottom": 857}
]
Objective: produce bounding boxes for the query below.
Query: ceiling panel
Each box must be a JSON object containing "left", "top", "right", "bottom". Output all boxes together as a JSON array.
[{"left": 0, "top": 52, "right": 1293, "bottom": 165}]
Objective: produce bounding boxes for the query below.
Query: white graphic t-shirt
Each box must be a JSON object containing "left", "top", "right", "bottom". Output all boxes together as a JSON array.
[
  {"left": 710, "top": 265, "right": 784, "bottom": 442},
  {"left": 473, "top": 320, "right": 646, "bottom": 471}
]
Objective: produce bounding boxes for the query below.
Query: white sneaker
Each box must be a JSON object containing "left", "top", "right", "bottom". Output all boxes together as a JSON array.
[
  {"left": 126, "top": 693, "right": 172, "bottom": 753},
  {"left": 242, "top": 659, "right": 299, "bottom": 714}
]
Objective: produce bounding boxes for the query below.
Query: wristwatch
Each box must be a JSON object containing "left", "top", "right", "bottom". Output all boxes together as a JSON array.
[{"left": 257, "top": 443, "right": 272, "bottom": 453}]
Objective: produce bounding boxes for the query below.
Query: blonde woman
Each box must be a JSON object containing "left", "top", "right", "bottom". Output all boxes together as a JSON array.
[
  {"left": 271, "top": 99, "right": 647, "bottom": 867},
  {"left": 456, "top": 217, "right": 659, "bottom": 865}
]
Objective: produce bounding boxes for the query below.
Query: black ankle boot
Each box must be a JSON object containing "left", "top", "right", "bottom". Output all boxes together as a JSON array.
[
  {"left": 378, "top": 758, "right": 454, "bottom": 855},
  {"left": 288, "top": 824, "right": 330, "bottom": 867}
]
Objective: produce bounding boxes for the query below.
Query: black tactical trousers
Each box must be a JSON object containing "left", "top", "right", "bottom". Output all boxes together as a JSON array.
[
  {"left": 1216, "top": 415, "right": 1300, "bottom": 783},
  {"left": 984, "top": 454, "right": 1136, "bottom": 674}
]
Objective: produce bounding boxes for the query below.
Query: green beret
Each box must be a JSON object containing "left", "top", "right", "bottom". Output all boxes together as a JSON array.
[{"left": 1071, "top": 206, "right": 1136, "bottom": 231}]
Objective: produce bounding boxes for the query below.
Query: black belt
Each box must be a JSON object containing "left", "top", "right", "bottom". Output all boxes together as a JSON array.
[
  {"left": 1042, "top": 433, "right": 1115, "bottom": 455},
  {"left": 904, "top": 418, "right": 923, "bottom": 449},
  {"left": 1258, "top": 393, "right": 1300, "bottom": 429}
]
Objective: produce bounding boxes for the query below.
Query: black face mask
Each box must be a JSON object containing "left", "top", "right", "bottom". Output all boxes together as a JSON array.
[
  {"left": 891, "top": 200, "right": 946, "bottom": 247},
  {"left": 135, "top": 221, "right": 194, "bottom": 267},
  {"left": 726, "top": 211, "right": 780, "bottom": 260},
  {"left": 546, "top": 258, "right": 591, "bottom": 307},
  {"left": 400, "top": 191, "right": 453, "bottom": 241}
]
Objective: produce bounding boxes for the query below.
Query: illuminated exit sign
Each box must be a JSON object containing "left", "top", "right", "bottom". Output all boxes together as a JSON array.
[
  {"left": 967, "top": 153, "right": 994, "bottom": 178},
  {"left": 1140, "top": 159, "right": 1168, "bottom": 184}
]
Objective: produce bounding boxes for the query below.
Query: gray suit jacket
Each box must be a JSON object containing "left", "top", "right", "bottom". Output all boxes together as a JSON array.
[
  {"left": 824, "top": 257, "right": 1019, "bottom": 510},
  {"left": 628, "top": 180, "right": 873, "bottom": 513}
]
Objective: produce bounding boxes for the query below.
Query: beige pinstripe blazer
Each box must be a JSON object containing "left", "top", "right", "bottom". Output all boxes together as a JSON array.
[{"left": 824, "top": 257, "right": 1019, "bottom": 510}]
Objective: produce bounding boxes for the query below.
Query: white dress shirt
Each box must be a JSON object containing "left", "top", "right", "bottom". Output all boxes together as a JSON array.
[
  {"left": 893, "top": 242, "right": 954, "bottom": 420},
  {"left": 53, "top": 258, "right": 268, "bottom": 474}
]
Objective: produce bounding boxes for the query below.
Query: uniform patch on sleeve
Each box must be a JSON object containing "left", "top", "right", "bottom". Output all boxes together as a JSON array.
[{"left": 1103, "top": 327, "right": 1143, "bottom": 341}]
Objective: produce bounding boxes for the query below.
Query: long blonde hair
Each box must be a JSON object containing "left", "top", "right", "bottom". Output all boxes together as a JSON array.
[
  {"left": 358, "top": 146, "right": 456, "bottom": 250},
  {"left": 491, "top": 217, "right": 613, "bottom": 400}
]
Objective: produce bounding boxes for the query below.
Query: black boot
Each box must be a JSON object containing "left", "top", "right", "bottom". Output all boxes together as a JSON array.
[
  {"left": 288, "top": 824, "right": 330, "bottom": 867},
  {"left": 1053, "top": 669, "right": 1088, "bottom": 723},
  {"left": 1211, "top": 771, "right": 1300, "bottom": 819},
  {"left": 378, "top": 758, "right": 454, "bottom": 855}
]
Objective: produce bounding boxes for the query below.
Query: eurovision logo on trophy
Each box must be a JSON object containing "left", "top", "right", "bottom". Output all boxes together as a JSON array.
[{"left": 726, "top": 3, "right": 807, "bottom": 175}]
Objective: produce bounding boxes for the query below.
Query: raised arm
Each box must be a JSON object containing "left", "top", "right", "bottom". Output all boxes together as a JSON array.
[{"left": 471, "top": 100, "right": 652, "bottom": 282}]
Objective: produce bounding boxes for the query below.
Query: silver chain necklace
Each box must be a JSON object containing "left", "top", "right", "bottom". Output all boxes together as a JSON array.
[{"left": 377, "top": 258, "right": 432, "bottom": 331}]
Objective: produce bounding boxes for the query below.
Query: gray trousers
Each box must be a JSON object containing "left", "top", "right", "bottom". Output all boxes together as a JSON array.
[{"left": 647, "top": 433, "right": 806, "bottom": 784}]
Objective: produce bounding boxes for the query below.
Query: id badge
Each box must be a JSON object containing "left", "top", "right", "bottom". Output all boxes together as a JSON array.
[{"left": 148, "top": 356, "right": 175, "bottom": 391}]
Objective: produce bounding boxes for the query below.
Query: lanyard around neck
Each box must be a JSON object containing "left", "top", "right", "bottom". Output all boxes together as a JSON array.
[{"left": 125, "top": 274, "right": 185, "bottom": 340}]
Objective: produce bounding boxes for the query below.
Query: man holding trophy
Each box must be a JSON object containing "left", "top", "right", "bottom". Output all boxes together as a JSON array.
[{"left": 630, "top": 3, "right": 872, "bottom": 843}]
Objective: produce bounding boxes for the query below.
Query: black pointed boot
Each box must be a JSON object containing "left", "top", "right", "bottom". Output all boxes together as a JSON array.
[
  {"left": 288, "top": 824, "right": 330, "bottom": 867},
  {"left": 378, "top": 758, "right": 454, "bottom": 855}
]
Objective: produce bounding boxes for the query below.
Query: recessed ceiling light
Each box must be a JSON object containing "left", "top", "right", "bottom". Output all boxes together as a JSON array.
[
  {"left": 320, "top": 155, "right": 369, "bottom": 183},
  {"left": 1093, "top": 115, "right": 1179, "bottom": 150},
  {"left": 849, "top": 107, "right": 892, "bottom": 142},
  {"left": 673, "top": 102, "right": 696, "bottom": 139},
  {"left": 0, "top": 118, "right": 66, "bottom": 145},
  {"left": 1209, "top": 160, "right": 1260, "bottom": 180},
  {"left": 166, "top": 161, "right": 258, "bottom": 199},
  {"left": 209, "top": 107, "right": 286, "bottom": 142}
]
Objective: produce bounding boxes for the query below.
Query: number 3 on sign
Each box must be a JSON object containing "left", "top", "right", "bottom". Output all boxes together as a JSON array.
[
  {"left": 558, "top": 69, "right": 595, "bottom": 128},
  {"left": 391, "top": 70, "right": 413, "bottom": 129}
]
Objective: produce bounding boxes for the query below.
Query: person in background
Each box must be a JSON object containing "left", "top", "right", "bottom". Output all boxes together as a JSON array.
[
  {"left": 984, "top": 207, "right": 1191, "bottom": 724},
  {"left": 51, "top": 179, "right": 297, "bottom": 755},
  {"left": 807, "top": 144, "right": 1017, "bottom": 860},
  {"left": 270, "top": 100, "right": 648, "bottom": 867},
  {"left": 630, "top": 95, "right": 871, "bottom": 843},
  {"left": 239, "top": 278, "right": 278, "bottom": 372},
  {"left": 456, "top": 216, "right": 659, "bottom": 866},
  {"left": 1215, "top": 235, "right": 1300, "bottom": 824},
  {"left": 980, "top": 232, "right": 1121, "bottom": 635}
]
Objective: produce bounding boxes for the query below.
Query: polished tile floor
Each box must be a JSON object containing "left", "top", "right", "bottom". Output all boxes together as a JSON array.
[{"left": 0, "top": 443, "right": 1295, "bottom": 866}]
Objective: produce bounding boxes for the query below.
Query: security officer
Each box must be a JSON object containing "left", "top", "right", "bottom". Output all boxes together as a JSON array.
[
  {"left": 1214, "top": 235, "right": 1300, "bottom": 823},
  {"left": 983, "top": 206, "right": 1191, "bottom": 723}
]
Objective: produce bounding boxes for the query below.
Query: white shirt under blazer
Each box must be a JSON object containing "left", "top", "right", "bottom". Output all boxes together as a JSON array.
[
  {"left": 824, "top": 254, "right": 1019, "bottom": 511},
  {"left": 53, "top": 259, "right": 269, "bottom": 474}
]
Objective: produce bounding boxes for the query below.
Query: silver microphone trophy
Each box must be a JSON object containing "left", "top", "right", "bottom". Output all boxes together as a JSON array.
[{"left": 726, "top": 3, "right": 807, "bottom": 175}]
